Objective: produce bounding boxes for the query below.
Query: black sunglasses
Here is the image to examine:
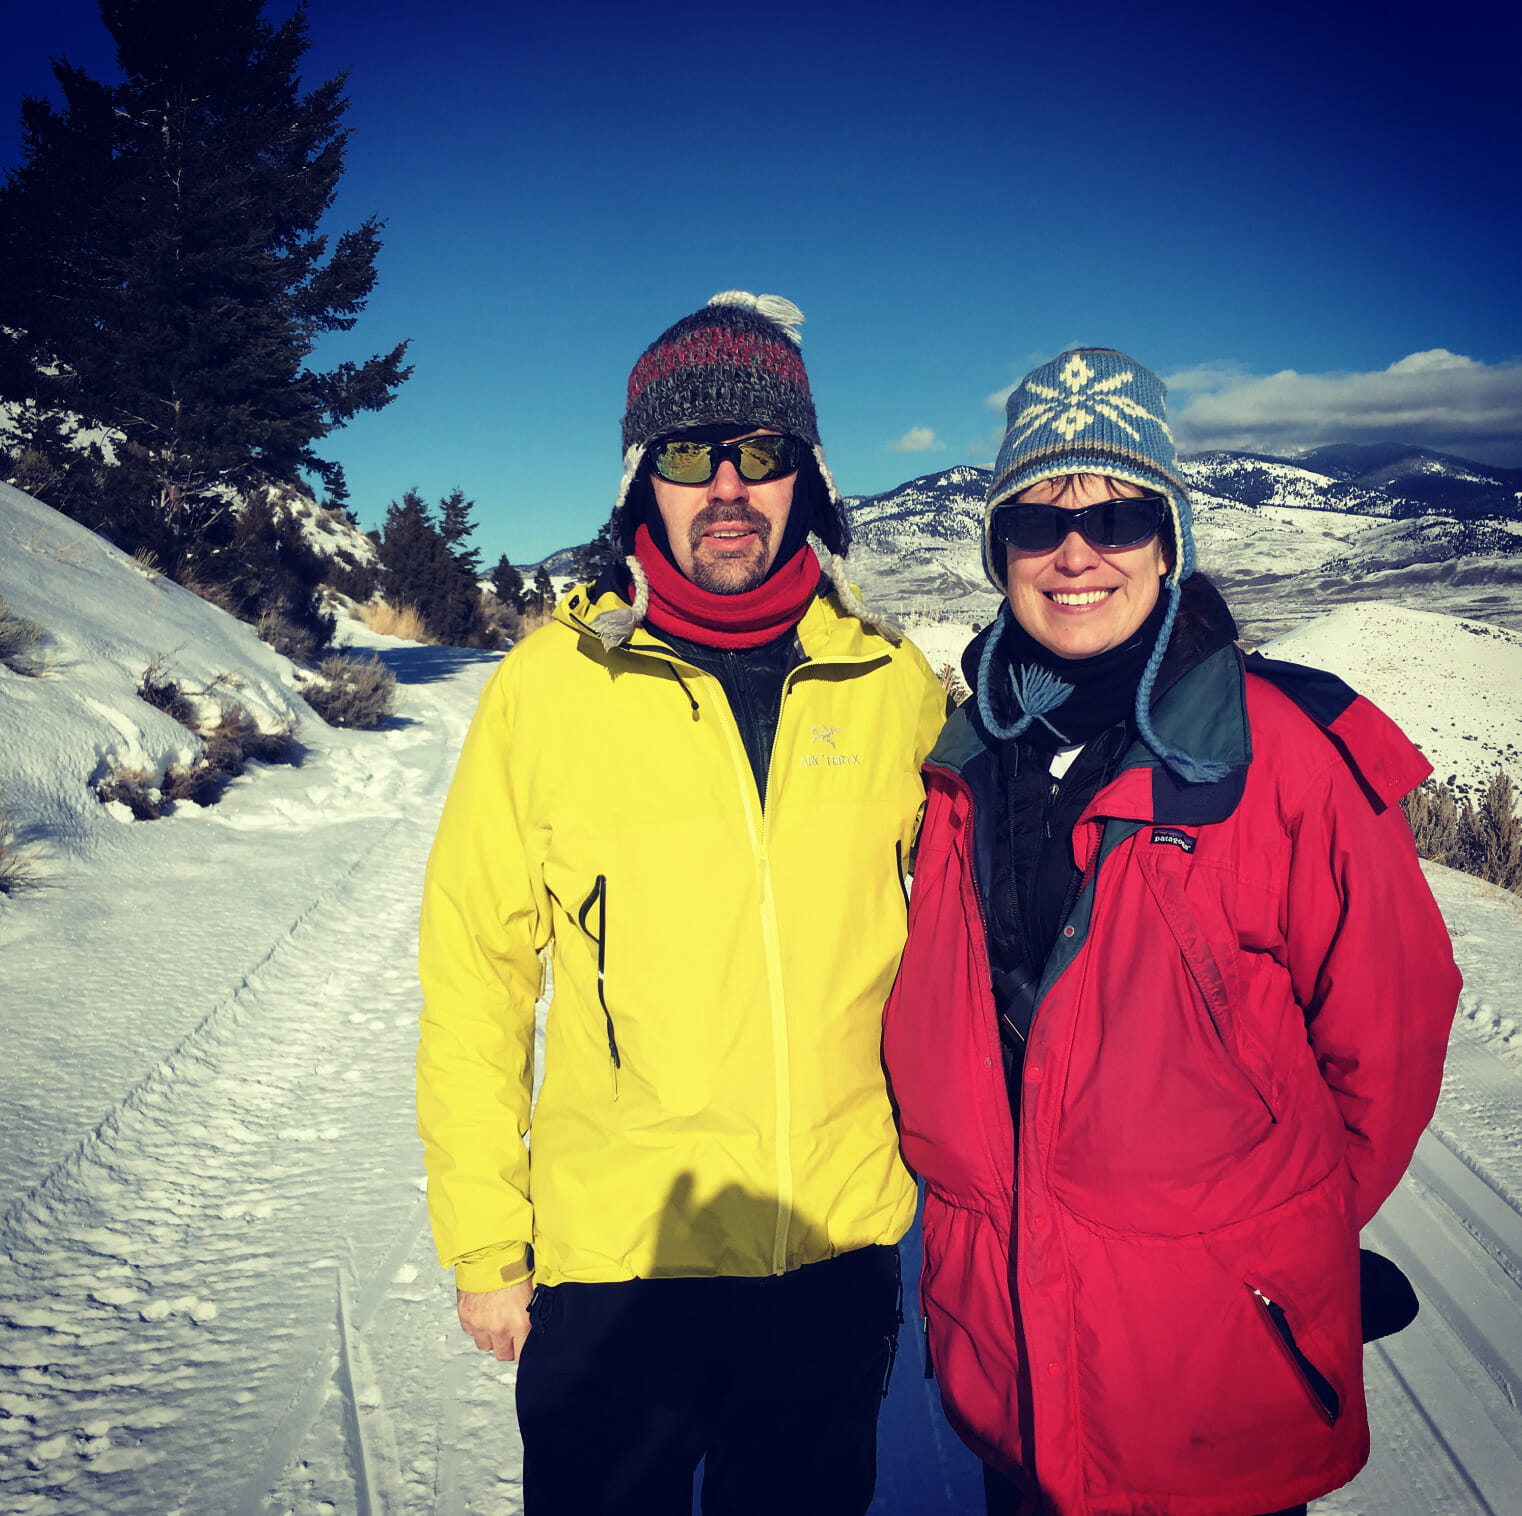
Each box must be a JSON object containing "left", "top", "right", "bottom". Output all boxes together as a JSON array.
[
  {"left": 993, "top": 494, "right": 1167, "bottom": 554},
  {"left": 649, "top": 433, "right": 803, "bottom": 486}
]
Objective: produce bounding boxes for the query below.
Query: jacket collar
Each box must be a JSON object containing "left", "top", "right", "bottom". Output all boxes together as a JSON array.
[
  {"left": 555, "top": 578, "right": 892, "bottom": 667},
  {"left": 928, "top": 643, "right": 1252, "bottom": 827}
]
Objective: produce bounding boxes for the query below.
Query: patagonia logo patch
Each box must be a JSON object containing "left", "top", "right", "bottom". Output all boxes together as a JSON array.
[{"left": 1151, "top": 827, "right": 1197, "bottom": 853}]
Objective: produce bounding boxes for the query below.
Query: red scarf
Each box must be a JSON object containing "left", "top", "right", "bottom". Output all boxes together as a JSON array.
[{"left": 633, "top": 524, "right": 821, "bottom": 649}]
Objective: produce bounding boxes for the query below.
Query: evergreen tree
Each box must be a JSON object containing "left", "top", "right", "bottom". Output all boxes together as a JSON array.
[
  {"left": 0, "top": 0, "right": 410, "bottom": 531},
  {"left": 438, "top": 488, "right": 482, "bottom": 577},
  {"left": 574, "top": 519, "right": 619, "bottom": 581},
  {"left": 490, "top": 554, "right": 525, "bottom": 611},
  {"left": 377, "top": 488, "right": 490, "bottom": 648},
  {"left": 530, "top": 564, "right": 555, "bottom": 614}
]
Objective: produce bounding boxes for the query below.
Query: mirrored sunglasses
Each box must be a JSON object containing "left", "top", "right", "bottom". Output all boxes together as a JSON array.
[
  {"left": 993, "top": 494, "right": 1167, "bottom": 554},
  {"left": 649, "top": 433, "right": 803, "bottom": 486}
]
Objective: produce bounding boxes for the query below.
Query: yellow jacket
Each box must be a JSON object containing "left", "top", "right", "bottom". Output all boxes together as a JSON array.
[{"left": 417, "top": 576, "right": 947, "bottom": 1290}]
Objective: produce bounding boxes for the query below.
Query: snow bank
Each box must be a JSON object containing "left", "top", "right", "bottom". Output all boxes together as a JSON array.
[{"left": 1263, "top": 602, "right": 1522, "bottom": 798}]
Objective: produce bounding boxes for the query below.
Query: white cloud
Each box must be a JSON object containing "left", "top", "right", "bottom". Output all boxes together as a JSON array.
[
  {"left": 886, "top": 425, "right": 946, "bottom": 454},
  {"left": 985, "top": 383, "right": 1016, "bottom": 413},
  {"left": 1166, "top": 351, "right": 1522, "bottom": 465}
]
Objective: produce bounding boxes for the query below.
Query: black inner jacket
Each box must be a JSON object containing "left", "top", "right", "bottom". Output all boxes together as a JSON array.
[
  {"left": 961, "top": 576, "right": 1238, "bottom": 1103},
  {"left": 657, "top": 625, "right": 802, "bottom": 804}
]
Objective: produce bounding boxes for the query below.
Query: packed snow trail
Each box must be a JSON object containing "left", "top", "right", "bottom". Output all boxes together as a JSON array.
[
  {"left": 0, "top": 641, "right": 515, "bottom": 1515},
  {"left": 4, "top": 633, "right": 1522, "bottom": 1511}
]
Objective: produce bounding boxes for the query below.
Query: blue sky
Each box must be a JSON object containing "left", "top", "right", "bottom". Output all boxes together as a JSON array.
[{"left": 4, "top": 1, "right": 1519, "bottom": 566}]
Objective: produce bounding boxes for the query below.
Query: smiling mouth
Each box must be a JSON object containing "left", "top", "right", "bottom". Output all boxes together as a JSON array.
[{"left": 1045, "top": 588, "right": 1115, "bottom": 607}]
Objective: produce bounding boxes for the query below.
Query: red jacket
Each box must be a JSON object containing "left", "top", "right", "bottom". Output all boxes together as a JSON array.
[{"left": 883, "top": 648, "right": 1460, "bottom": 1515}]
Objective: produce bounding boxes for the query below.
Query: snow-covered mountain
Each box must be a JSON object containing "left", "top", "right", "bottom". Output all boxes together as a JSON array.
[{"left": 833, "top": 446, "right": 1522, "bottom": 644}]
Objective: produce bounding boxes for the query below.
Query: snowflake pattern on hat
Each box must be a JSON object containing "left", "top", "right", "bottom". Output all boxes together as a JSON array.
[{"left": 1006, "top": 351, "right": 1175, "bottom": 449}]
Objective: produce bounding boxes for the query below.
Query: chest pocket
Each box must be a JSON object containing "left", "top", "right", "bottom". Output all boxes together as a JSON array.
[{"left": 1135, "top": 842, "right": 1275, "bottom": 1122}]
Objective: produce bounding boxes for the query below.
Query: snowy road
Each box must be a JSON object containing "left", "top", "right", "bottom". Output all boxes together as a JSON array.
[{"left": 3, "top": 637, "right": 1522, "bottom": 1514}]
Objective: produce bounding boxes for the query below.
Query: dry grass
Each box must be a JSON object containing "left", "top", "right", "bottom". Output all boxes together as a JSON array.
[
  {"left": 130, "top": 545, "right": 164, "bottom": 582},
  {"left": 1405, "top": 772, "right": 1522, "bottom": 895},
  {"left": 0, "top": 595, "right": 49, "bottom": 677},
  {"left": 176, "top": 570, "right": 242, "bottom": 618},
  {"left": 359, "top": 599, "right": 431, "bottom": 643},
  {"left": 0, "top": 786, "right": 42, "bottom": 896},
  {"left": 303, "top": 654, "right": 396, "bottom": 731}
]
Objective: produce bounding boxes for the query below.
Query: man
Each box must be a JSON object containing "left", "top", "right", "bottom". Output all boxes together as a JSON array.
[{"left": 417, "top": 291, "right": 947, "bottom": 1515}]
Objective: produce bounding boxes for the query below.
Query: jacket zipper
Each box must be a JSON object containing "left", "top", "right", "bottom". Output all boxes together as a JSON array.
[
  {"left": 576, "top": 875, "right": 620, "bottom": 1098},
  {"left": 575, "top": 620, "right": 883, "bottom": 1275},
  {"left": 1249, "top": 1285, "right": 1340, "bottom": 1424}
]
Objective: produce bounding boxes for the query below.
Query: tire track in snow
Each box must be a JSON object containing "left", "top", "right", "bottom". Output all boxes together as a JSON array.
[
  {"left": 0, "top": 654, "right": 492, "bottom": 1516},
  {"left": 1337, "top": 1128, "right": 1522, "bottom": 1514}
]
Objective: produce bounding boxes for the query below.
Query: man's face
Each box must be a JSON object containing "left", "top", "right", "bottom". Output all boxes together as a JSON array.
[{"left": 650, "top": 429, "right": 796, "bottom": 594}]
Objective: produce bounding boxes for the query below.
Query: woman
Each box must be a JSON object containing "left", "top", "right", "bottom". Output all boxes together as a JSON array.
[{"left": 882, "top": 349, "right": 1460, "bottom": 1516}]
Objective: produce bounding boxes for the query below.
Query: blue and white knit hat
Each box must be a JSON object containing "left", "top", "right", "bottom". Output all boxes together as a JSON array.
[{"left": 977, "top": 348, "right": 1225, "bottom": 783}]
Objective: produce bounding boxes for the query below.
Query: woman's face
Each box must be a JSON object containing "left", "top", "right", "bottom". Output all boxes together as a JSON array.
[{"left": 1003, "top": 475, "right": 1170, "bottom": 660}]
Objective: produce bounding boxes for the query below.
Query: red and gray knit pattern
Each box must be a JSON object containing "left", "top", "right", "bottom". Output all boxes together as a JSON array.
[{"left": 622, "top": 294, "right": 821, "bottom": 452}]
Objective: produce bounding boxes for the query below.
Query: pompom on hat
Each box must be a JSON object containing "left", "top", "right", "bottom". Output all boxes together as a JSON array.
[
  {"left": 976, "top": 347, "right": 1226, "bottom": 784},
  {"left": 595, "top": 292, "right": 895, "bottom": 649}
]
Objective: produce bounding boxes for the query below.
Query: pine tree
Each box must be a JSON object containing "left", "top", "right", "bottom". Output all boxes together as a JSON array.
[
  {"left": 530, "top": 564, "right": 555, "bottom": 614},
  {"left": 377, "top": 489, "right": 490, "bottom": 648},
  {"left": 438, "top": 489, "right": 482, "bottom": 577},
  {"left": 490, "top": 554, "right": 525, "bottom": 611},
  {"left": 574, "top": 519, "right": 619, "bottom": 582},
  {"left": 0, "top": 0, "right": 410, "bottom": 533}
]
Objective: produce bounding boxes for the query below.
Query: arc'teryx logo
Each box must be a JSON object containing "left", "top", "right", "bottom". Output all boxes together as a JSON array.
[{"left": 801, "top": 724, "right": 861, "bottom": 769}]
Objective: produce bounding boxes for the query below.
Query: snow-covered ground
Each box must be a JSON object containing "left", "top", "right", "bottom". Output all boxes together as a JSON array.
[{"left": 3, "top": 485, "right": 1521, "bottom": 1513}]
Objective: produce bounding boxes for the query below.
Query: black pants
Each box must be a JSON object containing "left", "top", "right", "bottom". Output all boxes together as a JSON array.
[
  {"left": 982, "top": 1463, "right": 1307, "bottom": 1515},
  {"left": 516, "top": 1246, "right": 902, "bottom": 1516}
]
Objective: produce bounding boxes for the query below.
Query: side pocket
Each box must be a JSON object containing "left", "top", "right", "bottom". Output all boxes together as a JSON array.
[
  {"left": 576, "top": 875, "right": 620, "bottom": 1097},
  {"left": 527, "top": 1281, "right": 557, "bottom": 1332},
  {"left": 1249, "top": 1284, "right": 1341, "bottom": 1425}
]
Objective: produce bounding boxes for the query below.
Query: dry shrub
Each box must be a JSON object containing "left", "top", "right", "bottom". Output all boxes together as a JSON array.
[
  {"left": 516, "top": 604, "right": 553, "bottom": 636},
  {"left": 96, "top": 768, "right": 165, "bottom": 820},
  {"left": 937, "top": 661, "right": 970, "bottom": 707},
  {"left": 1404, "top": 772, "right": 1522, "bottom": 895},
  {"left": 0, "top": 596, "right": 48, "bottom": 677},
  {"left": 359, "top": 599, "right": 431, "bottom": 643},
  {"left": 0, "top": 786, "right": 42, "bottom": 896},
  {"left": 256, "top": 605, "right": 326, "bottom": 667},
  {"left": 103, "top": 662, "right": 303, "bottom": 818},
  {"left": 303, "top": 654, "right": 396, "bottom": 730},
  {"left": 138, "top": 655, "right": 197, "bottom": 727}
]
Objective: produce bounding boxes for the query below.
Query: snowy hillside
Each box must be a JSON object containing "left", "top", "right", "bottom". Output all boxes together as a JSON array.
[
  {"left": 0, "top": 481, "right": 311, "bottom": 852},
  {"left": 3, "top": 481, "right": 1522, "bottom": 1514}
]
